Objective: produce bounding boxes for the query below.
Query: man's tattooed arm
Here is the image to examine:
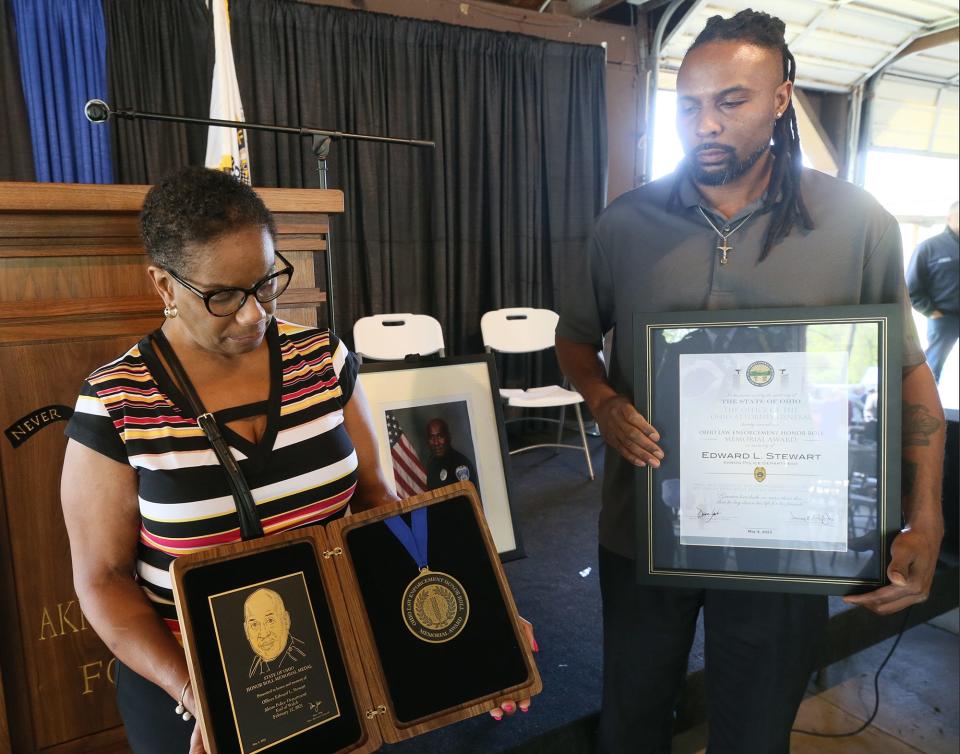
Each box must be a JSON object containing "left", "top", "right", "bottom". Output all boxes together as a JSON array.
[
  {"left": 903, "top": 403, "right": 943, "bottom": 448},
  {"left": 902, "top": 460, "right": 918, "bottom": 497}
]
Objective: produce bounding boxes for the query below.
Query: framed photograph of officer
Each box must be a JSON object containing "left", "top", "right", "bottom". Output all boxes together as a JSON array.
[
  {"left": 634, "top": 304, "right": 903, "bottom": 595},
  {"left": 358, "top": 355, "right": 522, "bottom": 559}
]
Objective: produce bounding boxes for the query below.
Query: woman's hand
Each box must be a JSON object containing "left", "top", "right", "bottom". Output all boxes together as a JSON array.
[
  {"left": 189, "top": 722, "right": 207, "bottom": 754},
  {"left": 490, "top": 618, "right": 538, "bottom": 720},
  {"left": 182, "top": 683, "right": 207, "bottom": 753}
]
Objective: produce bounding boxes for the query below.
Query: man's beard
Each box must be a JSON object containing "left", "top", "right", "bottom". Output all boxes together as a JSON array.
[{"left": 686, "top": 143, "right": 769, "bottom": 186}]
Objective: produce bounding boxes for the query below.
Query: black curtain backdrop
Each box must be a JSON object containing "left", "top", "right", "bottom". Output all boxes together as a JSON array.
[
  {"left": 0, "top": 0, "right": 35, "bottom": 180},
  {"left": 230, "top": 0, "right": 607, "bottom": 368},
  {"left": 103, "top": 0, "right": 213, "bottom": 185}
]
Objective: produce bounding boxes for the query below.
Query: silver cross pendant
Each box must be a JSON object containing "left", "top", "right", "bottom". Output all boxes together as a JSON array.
[{"left": 718, "top": 239, "right": 732, "bottom": 264}]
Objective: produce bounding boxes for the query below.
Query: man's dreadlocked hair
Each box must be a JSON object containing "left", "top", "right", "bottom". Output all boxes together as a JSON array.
[{"left": 682, "top": 8, "right": 814, "bottom": 260}]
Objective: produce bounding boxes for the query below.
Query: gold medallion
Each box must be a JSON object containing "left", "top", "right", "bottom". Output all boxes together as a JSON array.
[{"left": 401, "top": 569, "right": 469, "bottom": 643}]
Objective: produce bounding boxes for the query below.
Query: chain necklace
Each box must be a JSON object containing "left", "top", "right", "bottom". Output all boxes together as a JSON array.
[{"left": 697, "top": 206, "right": 755, "bottom": 265}]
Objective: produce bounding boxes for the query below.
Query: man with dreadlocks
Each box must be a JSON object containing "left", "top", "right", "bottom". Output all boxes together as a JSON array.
[{"left": 557, "top": 8, "right": 944, "bottom": 753}]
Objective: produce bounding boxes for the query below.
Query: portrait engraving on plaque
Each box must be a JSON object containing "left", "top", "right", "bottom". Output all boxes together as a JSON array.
[{"left": 209, "top": 572, "right": 340, "bottom": 754}]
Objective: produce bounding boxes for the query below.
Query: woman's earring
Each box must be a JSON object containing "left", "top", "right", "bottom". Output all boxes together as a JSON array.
[{"left": 163, "top": 305, "right": 179, "bottom": 319}]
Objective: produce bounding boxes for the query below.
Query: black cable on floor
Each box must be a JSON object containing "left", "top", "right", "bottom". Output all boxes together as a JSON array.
[{"left": 792, "top": 606, "right": 913, "bottom": 738}]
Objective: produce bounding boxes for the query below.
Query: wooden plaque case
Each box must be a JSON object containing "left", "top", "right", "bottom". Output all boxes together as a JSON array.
[
  {"left": 0, "top": 182, "right": 340, "bottom": 754},
  {"left": 170, "top": 483, "right": 541, "bottom": 754}
]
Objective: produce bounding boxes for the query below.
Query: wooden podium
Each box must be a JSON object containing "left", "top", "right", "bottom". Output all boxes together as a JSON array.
[{"left": 0, "top": 182, "right": 341, "bottom": 754}]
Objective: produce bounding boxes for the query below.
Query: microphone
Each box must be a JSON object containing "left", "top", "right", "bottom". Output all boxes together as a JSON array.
[{"left": 84, "top": 99, "right": 110, "bottom": 123}]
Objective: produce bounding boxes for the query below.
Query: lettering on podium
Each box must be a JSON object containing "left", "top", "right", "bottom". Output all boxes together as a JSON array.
[
  {"left": 38, "top": 600, "right": 89, "bottom": 640},
  {"left": 79, "top": 657, "right": 118, "bottom": 695},
  {"left": 4, "top": 404, "right": 73, "bottom": 448}
]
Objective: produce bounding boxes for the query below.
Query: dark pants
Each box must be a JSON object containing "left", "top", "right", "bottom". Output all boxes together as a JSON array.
[
  {"left": 926, "top": 314, "right": 959, "bottom": 382},
  {"left": 597, "top": 546, "right": 827, "bottom": 754},
  {"left": 116, "top": 662, "right": 194, "bottom": 753}
]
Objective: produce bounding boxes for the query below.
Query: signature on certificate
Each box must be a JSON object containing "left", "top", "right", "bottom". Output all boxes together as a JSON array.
[
  {"left": 790, "top": 511, "right": 838, "bottom": 526},
  {"left": 696, "top": 506, "right": 721, "bottom": 524}
]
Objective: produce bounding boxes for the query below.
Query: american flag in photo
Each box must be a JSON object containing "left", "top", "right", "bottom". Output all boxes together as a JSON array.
[{"left": 386, "top": 412, "right": 427, "bottom": 498}]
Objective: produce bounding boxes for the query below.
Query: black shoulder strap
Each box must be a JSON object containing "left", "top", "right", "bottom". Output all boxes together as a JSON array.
[{"left": 149, "top": 330, "right": 264, "bottom": 540}]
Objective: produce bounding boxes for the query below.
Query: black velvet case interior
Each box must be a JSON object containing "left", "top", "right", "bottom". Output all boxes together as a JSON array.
[
  {"left": 345, "top": 495, "right": 529, "bottom": 724},
  {"left": 182, "top": 540, "right": 364, "bottom": 754}
]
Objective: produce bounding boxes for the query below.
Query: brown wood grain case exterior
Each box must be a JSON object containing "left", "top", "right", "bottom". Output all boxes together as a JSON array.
[
  {"left": 169, "top": 483, "right": 541, "bottom": 754},
  {"left": 0, "top": 182, "right": 342, "bottom": 754}
]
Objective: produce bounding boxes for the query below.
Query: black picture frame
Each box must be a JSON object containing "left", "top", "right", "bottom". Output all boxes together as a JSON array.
[
  {"left": 633, "top": 305, "right": 903, "bottom": 595},
  {"left": 358, "top": 354, "right": 524, "bottom": 560}
]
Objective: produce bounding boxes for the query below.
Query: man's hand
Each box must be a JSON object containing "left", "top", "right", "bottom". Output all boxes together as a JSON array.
[
  {"left": 593, "top": 394, "right": 663, "bottom": 468},
  {"left": 850, "top": 363, "right": 947, "bottom": 615},
  {"left": 843, "top": 523, "right": 943, "bottom": 614}
]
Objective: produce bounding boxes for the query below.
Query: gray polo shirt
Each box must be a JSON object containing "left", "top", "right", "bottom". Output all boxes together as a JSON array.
[{"left": 557, "top": 167, "right": 924, "bottom": 559}]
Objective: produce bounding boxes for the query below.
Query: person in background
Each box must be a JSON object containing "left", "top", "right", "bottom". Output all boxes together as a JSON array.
[
  {"left": 556, "top": 10, "right": 944, "bottom": 753},
  {"left": 907, "top": 200, "right": 959, "bottom": 382}
]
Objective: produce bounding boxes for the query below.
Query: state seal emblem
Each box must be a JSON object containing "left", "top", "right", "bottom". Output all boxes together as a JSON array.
[{"left": 746, "top": 360, "right": 775, "bottom": 387}]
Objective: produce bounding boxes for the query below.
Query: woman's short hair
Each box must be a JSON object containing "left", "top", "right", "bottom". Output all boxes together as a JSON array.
[{"left": 140, "top": 167, "right": 277, "bottom": 272}]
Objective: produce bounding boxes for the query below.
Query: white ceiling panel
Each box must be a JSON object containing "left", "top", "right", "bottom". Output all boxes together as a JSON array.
[
  {"left": 891, "top": 55, "right": 958, "bottom": 79},
  {"left": 872, "top": 78, "right": 959, "bottom": 154}
]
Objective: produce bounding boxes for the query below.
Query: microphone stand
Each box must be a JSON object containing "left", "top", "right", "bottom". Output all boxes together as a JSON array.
[{"left": 92, "top": 102, "right": 435, "bottom": 333}]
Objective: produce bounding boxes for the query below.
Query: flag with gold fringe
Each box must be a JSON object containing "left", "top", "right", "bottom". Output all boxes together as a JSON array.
[{"left": 204, "top": 0, "right": 250, "bottom": 184}]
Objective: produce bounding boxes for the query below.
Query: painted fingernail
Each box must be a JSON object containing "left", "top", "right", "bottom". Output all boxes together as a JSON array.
[
  {"left": 502, "top": 702, "right": 515, "bottom": 713},
  {"left": 490, "top": 710, "right": 503, "bottom": 721},
  {"left": 532, "top": 638, "right": 540, "bottom": 652},
  {"left": 520, "top": 704, "right": 530, "bottom": 713}
]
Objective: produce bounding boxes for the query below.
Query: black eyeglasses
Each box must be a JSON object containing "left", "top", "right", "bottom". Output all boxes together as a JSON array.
[{"left": 165, "top": 252, "right": 294, "bottom": 317}]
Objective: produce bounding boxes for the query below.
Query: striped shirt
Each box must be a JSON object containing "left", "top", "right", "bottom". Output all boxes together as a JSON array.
[{"left": 65, "top": 319, "right": 359, "bottom": 637}]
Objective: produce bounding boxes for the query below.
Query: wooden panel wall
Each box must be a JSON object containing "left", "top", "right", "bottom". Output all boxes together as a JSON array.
[{"left": 0, "top": 182, "right": 342, "bottom": 753}]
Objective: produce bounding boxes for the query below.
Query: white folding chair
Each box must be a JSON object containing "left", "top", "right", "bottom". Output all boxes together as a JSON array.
[
  {"left": 480, "top": 307, "right": 594, "bottom": 480},
  {"left": 352, "top": 313, "right": 445, "bottom": 362}
]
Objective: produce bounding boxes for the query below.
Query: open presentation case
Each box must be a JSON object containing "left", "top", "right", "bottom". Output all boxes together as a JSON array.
[{"left": 170, "top": 482, "right": 540, "bottom": 754}]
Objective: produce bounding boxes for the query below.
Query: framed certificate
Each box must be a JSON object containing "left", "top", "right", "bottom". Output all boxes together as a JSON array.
[
  {"left": 170, "top": 483, "right": 540, "bottom": 754},
  {"left": 634, "top": 305, "right": 902, "bottom": 595}
]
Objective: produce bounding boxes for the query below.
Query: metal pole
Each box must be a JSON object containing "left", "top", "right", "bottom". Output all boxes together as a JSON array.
[
  {"left": 312, "top": 135, "right": 336, "bottom": 333},
  {"left": 89, "top": 101, "right": 435, "bottom": 335},
  {"left": 644, "top": 0, "right": 687, "bottom": 184}
]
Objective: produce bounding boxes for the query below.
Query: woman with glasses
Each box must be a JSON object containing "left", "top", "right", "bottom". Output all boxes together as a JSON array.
[{"left": 59, "top": 167, "right": 400, "bottom": 754}]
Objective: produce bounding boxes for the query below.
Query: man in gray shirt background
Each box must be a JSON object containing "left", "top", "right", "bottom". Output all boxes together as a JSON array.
[{"left": 556, "top": 9, "right": 945, "bottom": 753}]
